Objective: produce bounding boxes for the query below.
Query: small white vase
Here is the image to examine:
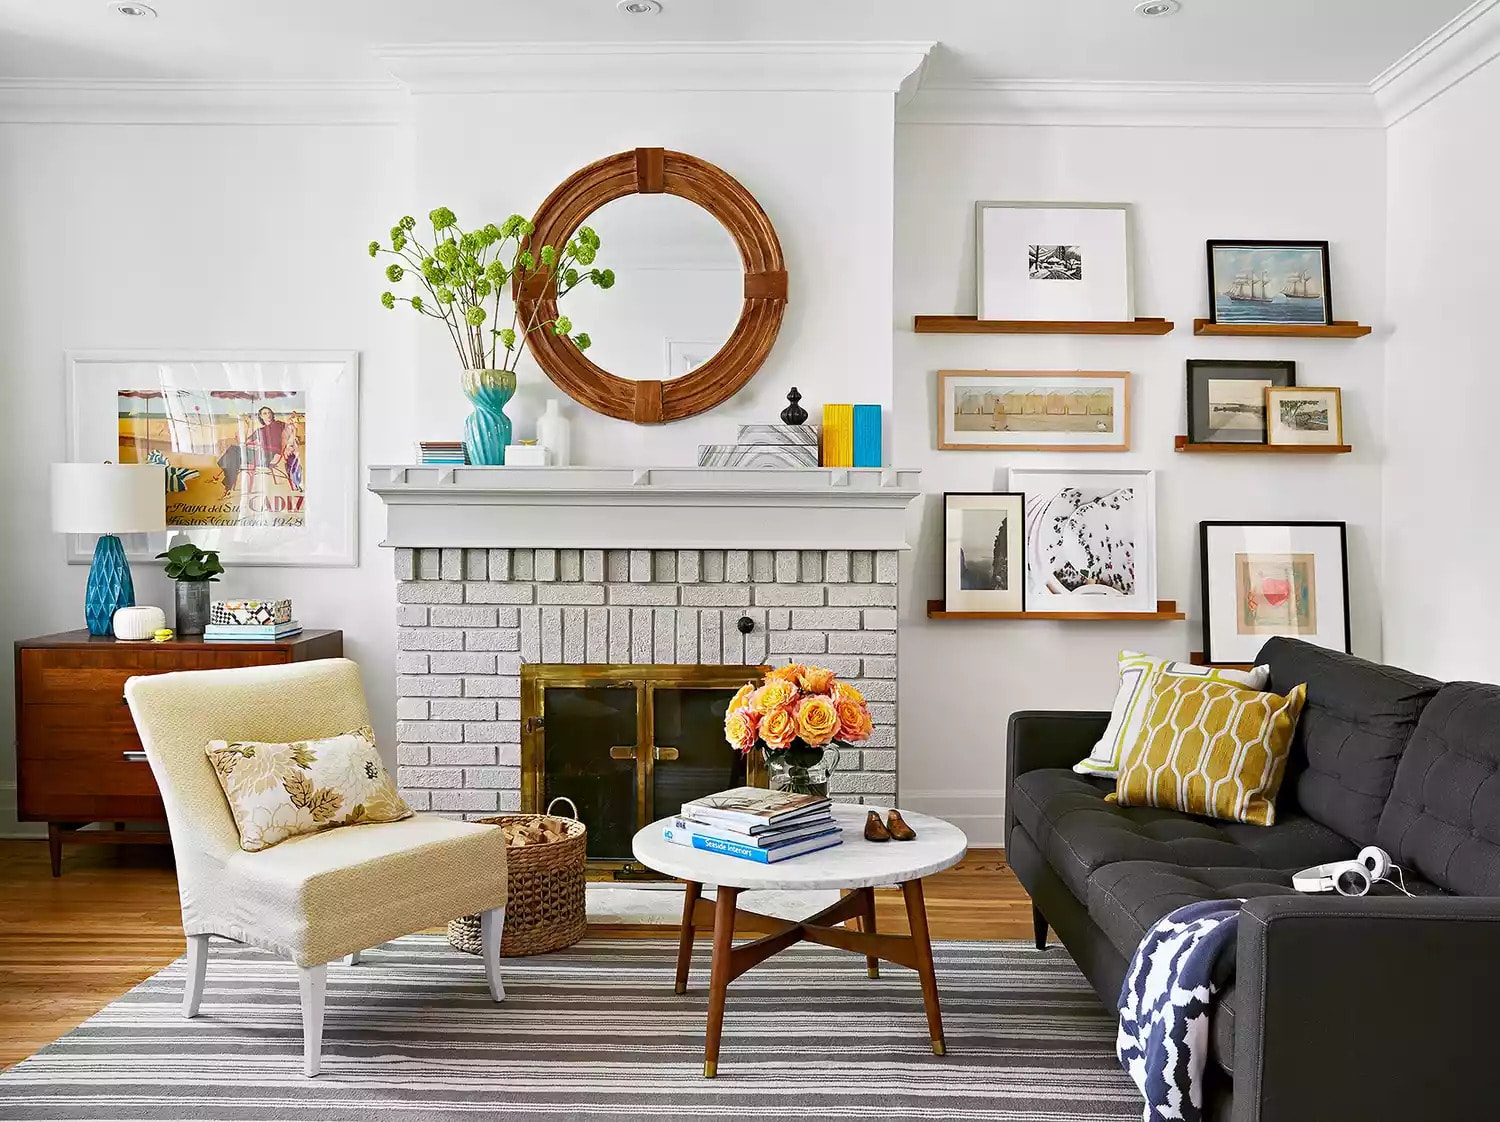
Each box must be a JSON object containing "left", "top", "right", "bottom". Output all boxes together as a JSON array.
[
  {"left": 113, "top": 605, "right": 166, "bottom": 641},
  {"left": 537, "top": 399, "right": 571, "bottom": 467}
]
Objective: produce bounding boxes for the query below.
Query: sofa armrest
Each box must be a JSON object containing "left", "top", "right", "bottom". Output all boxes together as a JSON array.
[
  {"left": 1233, "top": 893, "right": 1500, "bottom": 1122},
  {"left": 1005, "top": 710, "right": 1110, "bottom": 843}
]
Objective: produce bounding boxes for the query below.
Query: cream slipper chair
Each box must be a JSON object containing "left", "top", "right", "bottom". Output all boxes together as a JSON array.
[{"left": 125, "top": 658, "right": 508, "bottom": 1077}]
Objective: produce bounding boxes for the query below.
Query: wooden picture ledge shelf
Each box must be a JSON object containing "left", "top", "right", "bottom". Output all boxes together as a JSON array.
[
  {"left": 1189, "top": 652, "right": 1256, "bottom": 672},
  {"left": 1192, "top": 319, "right": 1371, "bottom": 338},
  {"left": 926, "top": 599, "right": 1185, "bottom": 622},
  {"left": 1174, "top": 436, "right": 1352, "bottom": 455},
  {"left": 914, "top": 316, "right": 1174, "bottom": 336}
]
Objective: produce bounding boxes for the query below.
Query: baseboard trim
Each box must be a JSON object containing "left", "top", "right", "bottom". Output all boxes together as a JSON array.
[
  {"left": 901, "top": 788, "right": 1005, "bottom": 848},
  {"left": 0, "top": 783, "right": 45, "bottom": 839}
]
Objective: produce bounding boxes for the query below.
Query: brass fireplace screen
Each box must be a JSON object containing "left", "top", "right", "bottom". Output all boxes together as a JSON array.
[{"left": 521, "top": 664, "right": 768, "bottom": 879}]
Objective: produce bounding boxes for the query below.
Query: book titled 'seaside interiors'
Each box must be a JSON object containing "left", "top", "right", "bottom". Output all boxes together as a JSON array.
[{"left": 681, "top": 786, "right": 830, "bottom": 830}]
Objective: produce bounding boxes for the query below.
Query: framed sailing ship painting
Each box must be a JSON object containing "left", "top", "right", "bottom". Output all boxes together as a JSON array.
[{"left": 1206, "top": 240, "right": 1333, "bottom": 326}]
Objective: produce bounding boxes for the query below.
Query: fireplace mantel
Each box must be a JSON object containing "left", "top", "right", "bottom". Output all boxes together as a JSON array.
[{"left": 368, "top": 466, "right": 921, "bottom": 551}]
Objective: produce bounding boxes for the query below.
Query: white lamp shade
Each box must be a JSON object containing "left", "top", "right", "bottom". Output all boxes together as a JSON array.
[{"left": 51, "top": 463, "right": 167, "bottom": 535}]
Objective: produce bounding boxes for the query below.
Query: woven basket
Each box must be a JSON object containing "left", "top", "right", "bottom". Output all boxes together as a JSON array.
[{"left": 447, "top": 798, "right": 587, "bottom": 958}]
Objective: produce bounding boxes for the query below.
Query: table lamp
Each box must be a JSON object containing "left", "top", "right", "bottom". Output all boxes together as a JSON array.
[{"left": 51, "top": 463, "right": 167, "bottom": 636}]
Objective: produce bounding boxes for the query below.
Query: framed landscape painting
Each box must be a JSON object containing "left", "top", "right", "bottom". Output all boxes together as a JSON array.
[
  {"left": 1206, "top": 240, "right": 1333, "bottom": 326},
  {"left": 1008, "top": 468, "right": 1157, "bottom": 614},
  {"left": 1187, "top": 359, "right": 1296, "bottom": 445},
  {"left": 944, "top": 492, "right": 1025, "bottom": 612},
  {"left": 1200, "top": 521, "right": 1350, "bottom": 663},
  {"left": 977, "top": 202, "right": 1133, "bottom": 322},
  {"left": 937, "top": 370, "right": 1130, "bottom": 452},
  {"left": 66, "top": 350, "right": 360, "bottom": 567}
]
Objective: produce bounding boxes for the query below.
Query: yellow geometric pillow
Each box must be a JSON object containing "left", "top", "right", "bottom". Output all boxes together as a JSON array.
[
  {"left": 205, "top": 726, "right": 412, "bottom": 852},
  {"left": 1109, "top": 677, "right": 1306, "bottom": 826}
]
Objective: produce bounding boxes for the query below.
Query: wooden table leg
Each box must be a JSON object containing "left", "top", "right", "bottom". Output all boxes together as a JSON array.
[
  {"left": 901, "top": 878, "right": 946, "bottom": 1055},
  {"left": 674, "top": 880, "right": 702, "bottom": 994},
  {"left": 860, "top": 886, "right": 880, "bottom": 979},
  {"left": 48, "top": 823, "right": 64, "bottom": 878},
  {"left": 703, "top": 886, "right": 739, "bottom": 1078}
]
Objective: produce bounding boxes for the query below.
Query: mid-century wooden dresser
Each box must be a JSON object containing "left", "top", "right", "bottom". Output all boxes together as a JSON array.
[{"left": 14, "top": 629, "right": 343, "bottom": 875}]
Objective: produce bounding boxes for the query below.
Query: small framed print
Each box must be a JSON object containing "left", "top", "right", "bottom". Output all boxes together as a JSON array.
[
  {"left": 1187, "top": 359, "right": 1295, "bottom": 445},
  {"left": 937, "top": 370, "right": 1130, "bottom": 452},
  {"left": 1266, "top": 386, "right": 1343, "bottom": 447},
  {"left": 1200, "top": 521, "right": 1350, "bottom": 664},
  {"left": 976, "top": 202, "right": 1133, "bottom": 322},
  {"left": 1207, "top": 240, "right": 1333, "bottom": 326},
  {"left": 944, "top": 492, "right": 1025, "bottom": 612}
]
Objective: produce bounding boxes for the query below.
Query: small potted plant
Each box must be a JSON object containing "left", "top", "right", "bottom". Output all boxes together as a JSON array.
[
  {"left": 156, "top": 543, "right": 224, "bottom": 636},
  {"left": 722, "top": 665, "right": 874, "bottom": 796}
]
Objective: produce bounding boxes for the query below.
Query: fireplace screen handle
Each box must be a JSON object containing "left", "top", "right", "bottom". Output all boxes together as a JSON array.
[
  {"left": 609, "top": 744, "right": 679, "bottom": 761},
  {"left": 654, "top": 745, "right": 679, "bottom": 761}
]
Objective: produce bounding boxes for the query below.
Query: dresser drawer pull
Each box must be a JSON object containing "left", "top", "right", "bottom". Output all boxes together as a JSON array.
[{"left": 122, "top": 751, "right": 149, "bottom": 763}]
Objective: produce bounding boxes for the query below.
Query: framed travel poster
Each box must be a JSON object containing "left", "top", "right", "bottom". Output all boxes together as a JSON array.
[
  {"left": 1186, "top": 359, "right": 1296, "bottom": 445},
  {"left": 1200, "top": 521, "right": 1350, "bottom": 664},
  {"left": 1266, "top": 386, "right": 1344, "bottom": 447},
  {"left": 977, "top": 202, "right": 1133, "bottom": 322},
  {"left": 937, "top": 370, "right": 1130, "bottom": 452},
  {"left": 944, "top": 492, "right": 1025, "bottom": 612},
  {"left": 66, "top": 350, "right": 360, "bottom": 567},
  {"left": 1008, "top": 468, "right": 1157, "bottom": 614},
  {"left": 1206, "top": 240, "right": 1333, "bottom": 326}
]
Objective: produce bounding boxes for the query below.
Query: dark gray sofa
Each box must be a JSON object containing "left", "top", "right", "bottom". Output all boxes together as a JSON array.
[{"left": 1007, "top": 637, "right": 1500, "bottom": 1122}]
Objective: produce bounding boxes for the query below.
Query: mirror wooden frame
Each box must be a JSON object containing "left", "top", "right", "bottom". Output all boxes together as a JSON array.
[{"left": 515, "top": 148, "right": 787, "bottom": 425}]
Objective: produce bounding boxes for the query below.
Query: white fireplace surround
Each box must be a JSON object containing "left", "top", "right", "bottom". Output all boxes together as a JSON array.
[{"left": 369, "top": 466, "right": 920, "bottom": 818}]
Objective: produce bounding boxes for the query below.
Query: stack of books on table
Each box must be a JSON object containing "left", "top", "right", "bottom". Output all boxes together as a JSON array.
[
  {"left": 417, "top": 440, "right": 468, "bottom": 465},
  {"left": 663, "top": 787, "right": 841, "bottom": 863},
  {"left": 203, "top": 620, "right": 303, "bottom": 642}
]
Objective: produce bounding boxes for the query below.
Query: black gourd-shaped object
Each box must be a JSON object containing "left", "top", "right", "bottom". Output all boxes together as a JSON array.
[{"left": 780, "top": 387, "right": 808, "bottom": 426}]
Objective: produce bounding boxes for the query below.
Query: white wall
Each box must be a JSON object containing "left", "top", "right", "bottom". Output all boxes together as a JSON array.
[
  {"left": 1383, "top": 58, "right": 1500, "bottom": 682},
  {"left": 894, "top": 122, "right": 1389, "bottom": 843},
  {"left": 0, "top": 122, "right": 409, "bottom": 834}
]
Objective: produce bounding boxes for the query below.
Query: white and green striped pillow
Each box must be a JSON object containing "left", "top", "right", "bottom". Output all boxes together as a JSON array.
[{"left": 1074, "top": 650, "right": 1270, "bottom": 778}]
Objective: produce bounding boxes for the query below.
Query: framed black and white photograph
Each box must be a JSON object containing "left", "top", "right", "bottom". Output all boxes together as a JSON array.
[
  {"left": 1201, "top": 521, "right": 1350, "bottom": 664},
  {"left": 977, "top": 202, "right": 1133, "bottom": 322},
  {"left": 1008, "top": 468, "right": 1157, "bottom": 614},
  {"left": 944, "top": 492, "right": 1025, "bottom": 612},
  {"left": 937, "top": 370, "right": 1131, "bottom": 452},
  {"left": 1187, "top": 359, "right": 1296, "bottom": 445},
  {"left": 1206, "top": 240, "right": 1333, "bottom": 326}
]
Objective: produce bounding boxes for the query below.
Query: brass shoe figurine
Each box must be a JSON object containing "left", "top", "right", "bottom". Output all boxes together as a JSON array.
[
  {"left": 864, "top": 810, "right": 891, "bottom": 842},
  {"left": 886, "top": 810, "right": 918, "bottom": 841}
]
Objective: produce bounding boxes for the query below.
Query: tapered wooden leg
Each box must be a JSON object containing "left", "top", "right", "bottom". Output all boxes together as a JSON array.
[
  {"left": 48, "top": 824, "right": 63, "bottom": 878},
  {"left": 901, "top": 878, "right": 946, "bottom": 1055},
  {"left": 183, "top": 934, "right": 209, "bottom": 1017},
  {"left": 675, "top": 880, "right": 702, "bottom": 994},
  {"left": 703, "top": 886, "right": 739, "bottom": 1078},
  {"left": 860, "top": 886, "right": 880, "bottom": 978},
  {"left": 298, "top": 963, "right": 327, "bottom": 1077},
  {"left": 1032, "top": 903, "right": 1049, "bottom": 951},
  {"left": 480, "top": 907, "right": 506, "bottom": 1002}
]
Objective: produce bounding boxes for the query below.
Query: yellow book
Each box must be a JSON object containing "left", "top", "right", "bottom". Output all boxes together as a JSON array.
[{"left": 821, "top": 404, "right": 853, "bottom": 467}]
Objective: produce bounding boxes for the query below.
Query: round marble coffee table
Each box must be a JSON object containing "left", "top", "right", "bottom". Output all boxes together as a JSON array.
[{"left": 631, "top": 802, "right": 968, "bottom": 1077}]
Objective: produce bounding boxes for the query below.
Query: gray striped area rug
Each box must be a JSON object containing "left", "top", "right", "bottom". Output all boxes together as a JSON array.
[{"left": 0, "top": 935, "right": 1138, "bottom": 1121}]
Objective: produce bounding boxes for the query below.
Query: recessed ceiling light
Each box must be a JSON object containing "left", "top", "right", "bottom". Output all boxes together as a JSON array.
[
  {"left": 1135, "top": 0, "right": 1181, "bottom": 15},
  {"left": 112, "top": 2, "right": 158, "bottom": 16},
  {"left": 616, "top": 0, "right": 662, "bottom": 13}
]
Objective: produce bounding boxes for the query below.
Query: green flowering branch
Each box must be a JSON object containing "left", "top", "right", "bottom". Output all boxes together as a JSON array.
[{"left": 369, "top": 207, "right": 613, "bottom": 373}]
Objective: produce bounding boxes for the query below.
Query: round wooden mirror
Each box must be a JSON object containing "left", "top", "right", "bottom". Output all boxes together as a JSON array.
[{"left": 516, "top": 148, "right": 787, "bottom": 425}]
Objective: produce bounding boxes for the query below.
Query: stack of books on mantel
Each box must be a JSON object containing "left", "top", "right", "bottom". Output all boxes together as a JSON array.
[
  {"left": 417, "top": 440, "right": 468, "bottom": 465},
  {"left": 663, "top": 787, "right": 841, "bottom": 863}
]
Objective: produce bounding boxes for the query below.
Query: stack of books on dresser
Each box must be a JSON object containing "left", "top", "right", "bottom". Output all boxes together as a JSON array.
[{"left": 663, "top": 787, "right": 841, "bottom": 863}]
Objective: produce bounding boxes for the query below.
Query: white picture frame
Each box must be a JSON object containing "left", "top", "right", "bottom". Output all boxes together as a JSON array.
[
  {"left": 1007, "top": 467, "right": 1158, "bottom": 614},
  {"left": 976, "top": 201, "right": 1134, "bottom": 323},
  {"left": 65, "top": 350, "right": 360, "bottom": 567}
]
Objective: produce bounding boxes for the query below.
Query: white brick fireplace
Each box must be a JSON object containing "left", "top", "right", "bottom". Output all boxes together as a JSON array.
[{"left": 369, "top": 466, "right": 920, "bottom": 818}]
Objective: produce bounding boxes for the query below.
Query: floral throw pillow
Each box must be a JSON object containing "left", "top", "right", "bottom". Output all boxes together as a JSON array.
[{"left": 206, "top": 727, "right": 412, "bottom": 852}]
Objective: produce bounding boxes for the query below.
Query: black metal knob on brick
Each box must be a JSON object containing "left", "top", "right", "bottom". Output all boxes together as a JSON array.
[{"left": 737, "top": 615, "right": 755, "bottom": 634}]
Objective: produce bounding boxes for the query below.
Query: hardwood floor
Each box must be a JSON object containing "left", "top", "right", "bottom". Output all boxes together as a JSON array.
[{"left": 0, "top": 839, "right": 1034, "bottom": 1070}]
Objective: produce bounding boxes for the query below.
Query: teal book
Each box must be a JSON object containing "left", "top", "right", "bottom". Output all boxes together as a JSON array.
[
  {"left": 661, "top": 823, "right": 843, "bottom": 863},
  {"left": 853, "top": 404, "right": 882, "bottom": 467}
]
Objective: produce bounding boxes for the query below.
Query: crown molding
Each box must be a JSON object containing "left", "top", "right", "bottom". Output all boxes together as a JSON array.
[
  {"left": 899, "top": 79, "right": 1383, "bottom": 129},
  {"left": 376, "top": 41, "right": 934, "bottom": 94},
  {"left": 1372, "top": 0, "right": 1500, "bottom": 125},
  {"left": 0, "top": 78, "right": 407, "bottom": 125}
]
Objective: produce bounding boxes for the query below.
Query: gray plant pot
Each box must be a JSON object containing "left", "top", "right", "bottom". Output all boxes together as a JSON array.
[{"left": 175, "top": 581, "right": 211, "bottom": 636}]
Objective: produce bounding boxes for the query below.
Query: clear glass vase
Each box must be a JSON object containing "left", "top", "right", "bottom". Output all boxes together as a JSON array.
[{"left": 763, "top": 741, "right": 841, "bottom": 798}]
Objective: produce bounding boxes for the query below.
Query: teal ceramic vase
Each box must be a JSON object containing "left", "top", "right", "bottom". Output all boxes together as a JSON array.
[{"left": 462, "top": 368, "right": 517, "bottom": 466}]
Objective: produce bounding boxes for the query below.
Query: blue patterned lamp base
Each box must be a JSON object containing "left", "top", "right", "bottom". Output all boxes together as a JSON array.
[{"left": 85, "top": 534, "right": 137, "bottom": 636}]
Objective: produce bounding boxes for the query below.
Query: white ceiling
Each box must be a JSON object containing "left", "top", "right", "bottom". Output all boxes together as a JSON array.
[{"left": 0, "top": 0, "right": 1475, "bottom": 86}]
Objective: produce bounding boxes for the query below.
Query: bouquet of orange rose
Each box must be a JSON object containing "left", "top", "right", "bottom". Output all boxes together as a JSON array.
[{"left": 723, "top": 664, "right": 873, "bottom": 795}]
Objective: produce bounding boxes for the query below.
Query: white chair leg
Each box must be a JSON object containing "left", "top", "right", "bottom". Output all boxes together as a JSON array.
[
  {"left": 182, "top": 934, "right": 210, "bottom": 1018},
  {"left": 480, "top": 906, "right": 506, "bottom": 1002},
  {"left": 298, "top": 964, "right": 327, "bottom": 1077},
  {"left": 345, "top": 950, "right": 362, "bottom": 965}
]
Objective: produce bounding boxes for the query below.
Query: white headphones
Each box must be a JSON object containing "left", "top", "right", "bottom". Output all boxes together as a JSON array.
[{"left": 1293, "top": 846, "right": 1412, "bottom": 897}]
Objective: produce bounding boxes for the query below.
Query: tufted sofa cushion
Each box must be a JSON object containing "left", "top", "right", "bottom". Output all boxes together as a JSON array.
[
  {"left": 1377, "top": 682, "right": 1500, "bottom": 896},
  {"left": 1010, "top": 768, "right": 1351, "bottom": 900},
  {"left": 1260, "top": 637, "right": 1440, "bottom": 847}
]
